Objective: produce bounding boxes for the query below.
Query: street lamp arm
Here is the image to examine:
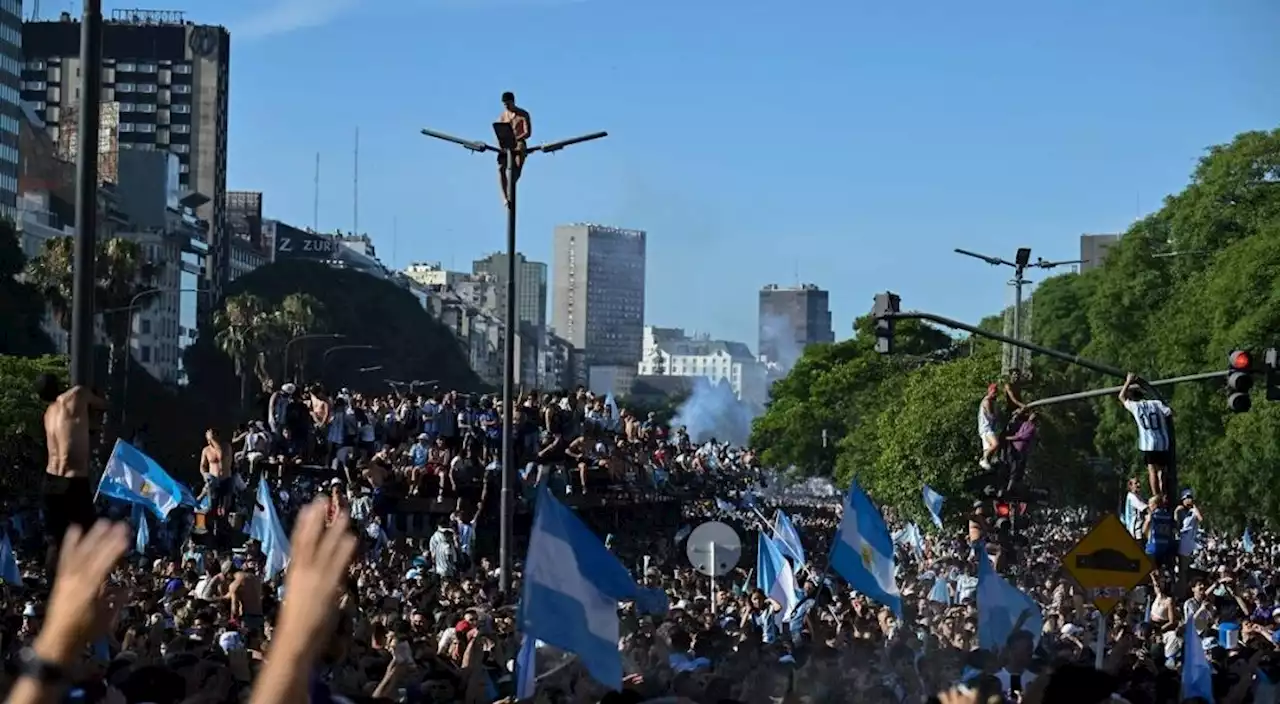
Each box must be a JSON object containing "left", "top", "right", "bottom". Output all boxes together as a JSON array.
[
  {"left": 954, "top": 248, "right": 1015, "bottom": 268},
  {"left": 420, "top": 128, "right": 496, "bottom": 153},
  {"left": 531, "top": 131, "right": 609, "bottom": 154}
]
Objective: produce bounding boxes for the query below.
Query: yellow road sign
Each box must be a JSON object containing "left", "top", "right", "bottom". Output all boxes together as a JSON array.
[{"left": 1061, "top": 513, "right": 1153, "bottom": 615}]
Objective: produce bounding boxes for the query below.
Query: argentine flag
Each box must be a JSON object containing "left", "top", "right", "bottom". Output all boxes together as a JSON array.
[
  {"left": 772, "top": 510, "right": 807, "bottom": 570},
  {"left": 829, "top": 479, "right": 901, "bottom": 616},
  {"left": 756, "top": 534, "right": 800, "bottom": 621},
  {"left": 248, "top": 480, "right": 291, "bottom": 581},
  {"left": 520, "top": 484, "right": 668, "bottom": 690},
  {"left": 922, "top": 485, "right": 945, "bottom": 529},
  {"left": 98, "top": 440, "right": 195, "bottom": 520}
]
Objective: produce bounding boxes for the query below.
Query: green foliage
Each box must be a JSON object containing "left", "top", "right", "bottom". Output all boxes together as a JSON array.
[
  {"left": 0, "top": 355, "right": 66, "bottom": 494},
  {"left": 0, "top": 221, "right": 54, "bottom": 356},
  {"left": 186, "top": 260, "right": 482, "bottom": 415},
  {"left": 751, "top": 127, "right": 1280, "bottom": 530}
]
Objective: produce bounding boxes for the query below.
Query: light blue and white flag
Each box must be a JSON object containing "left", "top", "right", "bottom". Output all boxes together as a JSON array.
[
  {"left": 0, "top": 532, "right": 21, "bottom": 587},
  {"left": 893, "top": 522, "right": 926, "bottom": 561},
  {"left": 976, "top": 542, "right": 1043, "bottom": 651},
  {"left": 132, "top": 503, "right": 150, "bottom": 555},
  {"left": 248, "top": 480, "right": 291, "bottom": 580},
  {"left": 515, "top": 634, "right": 537, "bottom": 700},
  {"left": 519, "top": 484, "right": 668, "bottom": 690},
  {"left": 829, "top": 480, "right": 901, "bottom": 616},
  {"left": 772, "top": 511, "right": 807, "bottom": 570},
  {"left": 1243, "top": 527, "right": 1255, "bottom": 554},
  {"left": 97, "top": 440, "right": 195, "bottom": 520},
  {"left": 922, "top": 485, "right": 945, "bottom": 529},
  {"left": 1182, "top": 617, "right": 1216, "bottom": 702},
  {"left": 604, "top": 393, "right": 621, "bottom": 432},
  {"left": 756, "top": 534, "right": 799, "bottom": 621}
]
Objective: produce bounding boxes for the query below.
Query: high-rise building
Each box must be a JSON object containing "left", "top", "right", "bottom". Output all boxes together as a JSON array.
[
  {"left": 552, "top": 223, "right": 646, "bottom": 369},
  {"left": 472, "top": 251, "right": 547, "bottom": 330},
  {"left": 22, "top": 9, "right": 232, "bottom": 312},
  {"left": 1079, "top": 233, "right": 1119, "bottom": 273},
  {"left": 758, "top": 284, "right": 834, "bottom": 370},
  {"left": 0, "top": 0, "right": 21, "bottom": 222}
]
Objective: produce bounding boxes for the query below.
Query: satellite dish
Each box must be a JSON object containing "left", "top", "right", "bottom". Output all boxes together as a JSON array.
[{"left": 685, "top": 521, "right": 742, "bottom": 577}]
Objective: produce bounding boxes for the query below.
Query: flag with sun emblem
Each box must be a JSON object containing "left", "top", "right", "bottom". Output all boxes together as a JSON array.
[
  {"left": 829, "top": 479, "right": 901, "bottom": 616},
  {"left": 98, "top": 440, "right": 196, "bottom": 519}
]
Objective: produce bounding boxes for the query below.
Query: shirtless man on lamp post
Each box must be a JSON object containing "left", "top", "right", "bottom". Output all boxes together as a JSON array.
[
  {"left": 497, "top": 91, "right": 532, "bottom": 208},
  {"left": 38, "top": 373, "right": 107, "bottom": 574}
]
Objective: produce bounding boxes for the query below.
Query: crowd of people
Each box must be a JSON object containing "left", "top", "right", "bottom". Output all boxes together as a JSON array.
[{"left": 1, "top": 373, "right": 1276, "bottom": 703}]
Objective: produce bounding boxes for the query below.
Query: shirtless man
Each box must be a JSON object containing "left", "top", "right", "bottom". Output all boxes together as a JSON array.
[
  {"left": 497, "top": 91, "right": 532, "bottom": 208},
  {"left": 200, "top": 428, "right": 233, "bottom": 539},
  {"left": 228, "top": 558, "right": 265, "bottom": 634},
  {"left": 38, "top": 373, "right": 106, "bottom": 571}
]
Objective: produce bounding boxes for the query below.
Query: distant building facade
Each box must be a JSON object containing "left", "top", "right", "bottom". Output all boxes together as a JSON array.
[
  {"left": 637, "top": 326, "right": 767, "bottom": 405},
  {"left": 551, "top": 223, "right": 646, "bottom": 370},
  {"left": 758, "top": 283, "right": 834, "bottom": 371},
  {"left": 1079, "top": 233, "right": 1119, "bottom": 273},
  {"left": 472, "top": 251, "right": 547, "bottom": 330}
]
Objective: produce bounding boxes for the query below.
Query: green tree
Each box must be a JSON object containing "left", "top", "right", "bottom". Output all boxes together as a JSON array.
[
  {"left": 0, "top": 355, "right": 67, "bottom": 495},
  {"left": 0, "top": 221, "right": 54, "bottom": 356}
]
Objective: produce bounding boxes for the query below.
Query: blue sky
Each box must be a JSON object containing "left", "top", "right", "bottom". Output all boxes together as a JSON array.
[{"left": 92, "top": 0, "right": 1280, "bottom": 348}]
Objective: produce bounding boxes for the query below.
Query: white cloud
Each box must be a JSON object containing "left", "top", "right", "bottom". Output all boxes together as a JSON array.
[{"left": 234, "top": 0, "right": 359, "bottom": 40}]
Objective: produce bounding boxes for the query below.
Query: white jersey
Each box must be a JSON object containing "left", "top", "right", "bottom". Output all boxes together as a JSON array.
[{"left": 1123, "top": 399, "right": 1172, "bottom": 452}]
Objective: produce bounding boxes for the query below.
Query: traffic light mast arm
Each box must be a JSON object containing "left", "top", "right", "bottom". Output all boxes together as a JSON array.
[{"left": 1024, "top": 371, "right": 1228, "bottom": 409}]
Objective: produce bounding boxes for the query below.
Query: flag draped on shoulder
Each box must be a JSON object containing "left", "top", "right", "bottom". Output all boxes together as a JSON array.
[
  {"left": 519, "top": 484, "right": 667, "bottom": 690},
  {"left": 829, "top": 479, "right": 901, "bottom": 616},
  {"left": 98, "top": 440, "right": 196, "bottom": 519}
]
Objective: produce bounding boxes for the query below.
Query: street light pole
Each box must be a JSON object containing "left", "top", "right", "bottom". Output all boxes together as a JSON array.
[
  {"left": 953, "top": 248, "right": 1084, "bottom": 374},
  {"left": 420, "top": 122, "right": 607, "bottom": 594},
  {"left": 112, "top": 287, "right": 206, "bottom": 426},
  {"left": 69, "top": 0, "right": 103, "bottom": 388},
  {"left": 284, "top": 333, "right": 346, "bottom": 384},
  {"left": 319, "top": 344, "right": 381, "bottom": 385}
]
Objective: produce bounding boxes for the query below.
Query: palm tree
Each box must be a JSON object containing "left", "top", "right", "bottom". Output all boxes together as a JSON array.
[
  {"left": 259, "top": 293, "right": 323, "bottom": 387},
  {"left": 213, "top": 293, "right": 270, "bottom": 408},
  {"left": 23, "top": 236, "right": 74, "bottom": 341}
]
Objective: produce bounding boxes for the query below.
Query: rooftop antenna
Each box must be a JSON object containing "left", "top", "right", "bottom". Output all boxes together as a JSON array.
[
  {"left": 312, "top": 152, "right": 320, "bottom": 230},
  {"left": 353, "top": 127, "right": 360, "bottom": 236}
]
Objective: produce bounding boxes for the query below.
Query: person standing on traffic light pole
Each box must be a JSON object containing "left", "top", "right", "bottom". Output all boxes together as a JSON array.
[
  {"left": 977, "top": 383, "right": 1001, "bottom": 470},
  {"left": 1118, "top": 373, "right": 1173, "bottom": 497}
]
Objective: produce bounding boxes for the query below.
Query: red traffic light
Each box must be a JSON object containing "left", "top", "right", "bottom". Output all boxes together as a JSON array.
[
  {"left": 994, "top": 502, "right": 1012, "bottom": 518},
  {"left": 1229, "top": 350, "right": 1252, "bottom": 371}
]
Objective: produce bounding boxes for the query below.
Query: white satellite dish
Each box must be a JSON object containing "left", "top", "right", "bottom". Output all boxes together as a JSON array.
[{"left": 686, "top": 521, "right": 742, "bottom": 577}]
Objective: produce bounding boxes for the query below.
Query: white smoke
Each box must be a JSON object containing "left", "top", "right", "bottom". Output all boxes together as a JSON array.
[
  {"left": 759, "top": 313, "right": 803, "bottom": 374},
  {"left": 670, "top": 377, "right": 758, "bottom": 446}
]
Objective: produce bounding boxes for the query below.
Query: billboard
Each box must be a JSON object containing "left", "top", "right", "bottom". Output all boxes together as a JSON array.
[{"left": 273, "top": 222, "right": 340, "bottom": 259}]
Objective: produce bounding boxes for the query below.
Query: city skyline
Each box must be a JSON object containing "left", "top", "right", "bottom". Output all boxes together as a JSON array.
[{"left": 49, "top": 0, "right": 1279, "bottom": 348}]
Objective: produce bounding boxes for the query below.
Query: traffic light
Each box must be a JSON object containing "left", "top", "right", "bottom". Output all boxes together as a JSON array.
[
  {"left": 1266, "top": 348, "right": 1280, "bottom": 402},
  {"left": 871, "top": 292, "right": 900, "bottom": 355},
  {"left": 1227, "top": 349, "right": 1254, "bottom": 413}
]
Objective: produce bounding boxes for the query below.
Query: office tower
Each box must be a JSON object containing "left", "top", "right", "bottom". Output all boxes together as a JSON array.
[
  {"left": 22, "top": 9, "right": 232, "bottom": 310},
  {"left": 472, "top": 251, "right": 548, "bottom": 330},
  {"left": 758, "top": 283, "right": 834, "bottom": 370},
  {"left": 552, "top": 223, "right": 646, "bottom": 368},
  {"left": 1079, "top": 233, "right": 1119, "bottom": 273},
  {"left": 0, "top": 0, "right": 20, "bottom": 221}
]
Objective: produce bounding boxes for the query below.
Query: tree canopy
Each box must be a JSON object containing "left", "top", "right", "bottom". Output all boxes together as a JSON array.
[
  {"left": 752, "top": 127, "right": 1280, "bottom": 530},
  {"left": 185, "top": 259, "right": 483, "bottom": 416},
  {"left": 0, "top": 221, "right": 54, "bottom": 356}
]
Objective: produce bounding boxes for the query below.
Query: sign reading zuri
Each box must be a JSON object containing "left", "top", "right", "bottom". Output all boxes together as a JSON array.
[{"left": 1061, "top": 513, "right": 1154, "bottom": 615}]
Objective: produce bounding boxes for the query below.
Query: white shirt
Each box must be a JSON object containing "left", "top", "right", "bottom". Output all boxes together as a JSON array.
[{"left": 1123, "top": 399, "right": 1172, "bottom": 452}]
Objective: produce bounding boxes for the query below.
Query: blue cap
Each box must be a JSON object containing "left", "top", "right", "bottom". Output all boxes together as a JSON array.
[{"left": 1180, "top": 488, "right": 1194, "bottom": 500}]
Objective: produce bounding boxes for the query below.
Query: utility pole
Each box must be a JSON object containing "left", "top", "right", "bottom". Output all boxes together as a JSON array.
[
  {"left": 954, "top": 247, "right": 1084, "bottom": 374},
  {"left": 419, "top": 117, "right": 606, "bottom": 595},
  {"left": 70, "top": 0, "right": 103, "bottom": 389}
]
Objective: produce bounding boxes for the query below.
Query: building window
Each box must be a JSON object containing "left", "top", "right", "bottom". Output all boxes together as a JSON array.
[
  {"left": 136, "top": 123, "right": 156, "bottom": 133},
  {"left": 118, "top": 102, "right": 136, "bottom": 112},
  {"left": 138, "top": 63, "right": 158, "bottom": 73},
  {"left": 141, "top": 319, "right": 151, "bottom": 334},
  {"left": 138, "top": 83, "right": 158, "bottom": 93},
  {"left": 171, "top": 144, "right": 190, "bottom": 154},
  {"left": 171, "top": 124, "right": 190, "bottom": 134},
  {"left": 117, "top": 62, "right": 137, "bottom": 72},
  {"left": 172, "top": 84, "right": 192, "bottom": 94},
  {"left": 140, "top": 346, "right": 151, "bottom": 363},
  {"left": 171, "top": 104, "right": 191, "bottom": 114},
  {"left": 173, "top": 63, "right": 192, "bottom": 74},
  {"left": 26, "top": 59, "right": 45, "bottom": 71},
  {"left": 138, "top": 103, "right": 157, "bottom": 113},
  {"left": 118, "top": 123, "right": 135, "bottom": 132},
  {"left": 116, "top": 82, "right": 136, "bottom": 92}
]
